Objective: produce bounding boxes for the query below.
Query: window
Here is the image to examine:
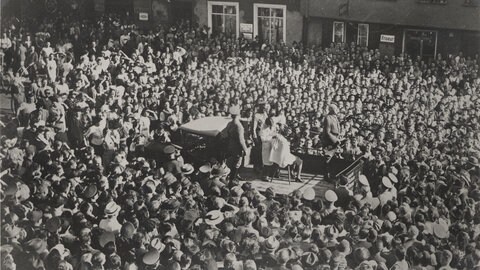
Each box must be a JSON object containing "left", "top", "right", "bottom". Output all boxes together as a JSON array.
[
  {"left": 333, "top": 21, "right": 345, "bottom": 43},
  {"left": 357, "top": 23, "right": 369, "bottom": 47},
  {"left": 253, "top": 4, "right": 287, "bottom": 43},
  {"left": 417, "top": 0, "right": 447, "bottom": 4},
  {"left": 207, "top": 1, "right": 239, "bottom": 37}
]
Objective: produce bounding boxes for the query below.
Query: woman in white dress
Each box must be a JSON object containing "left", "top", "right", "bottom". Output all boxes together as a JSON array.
[{"left": 259, "top": 117, "right": 277, "bottom": 181}]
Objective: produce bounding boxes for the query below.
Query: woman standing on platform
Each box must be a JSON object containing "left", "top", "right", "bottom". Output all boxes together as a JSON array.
[{"left": 260, "top": 117, "right": 277, "bottom": 181}]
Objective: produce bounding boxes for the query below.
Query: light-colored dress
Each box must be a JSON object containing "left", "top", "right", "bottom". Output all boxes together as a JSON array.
[
  {"left": 260, "top": 126, "right": 276, "bottom": 166},
  {"left": 269, "top": 134, "right": 297, "bottom": 168}
]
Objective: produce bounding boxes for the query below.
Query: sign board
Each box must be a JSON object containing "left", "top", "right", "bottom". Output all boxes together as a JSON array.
[
  {"left": 380, "top": 34, "right": 395, "bottom": 43},
  {"left": 240, "top": 23, "right": 253, "bottom": 33},
  {"left": 139, "top": 12, "right": 149, "bottom": 21}
]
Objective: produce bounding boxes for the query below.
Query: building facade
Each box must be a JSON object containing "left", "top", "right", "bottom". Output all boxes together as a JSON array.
[
  {"left": 304, "top": 0, "right": 480, "bottom": 58},
  {"left": 191, "top": 0, "right": 304, "bottom": 45},
  {"left": 4, "top": 0, "right": 479, "bottom": 57}
]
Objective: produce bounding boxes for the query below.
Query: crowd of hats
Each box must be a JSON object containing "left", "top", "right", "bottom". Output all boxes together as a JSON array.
[{"left": 1, "top": 10, "right": 480, "bottom": 270}]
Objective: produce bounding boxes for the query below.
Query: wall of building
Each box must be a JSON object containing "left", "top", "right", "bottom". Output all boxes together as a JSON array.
[
  {"left": 310, "top": 18, "right": 480, "bottom": 56},
  {"left": 305, "top": 0, "right": 480, "bottom": 32},
  {"left": 192, "top": 0, "right": 303, "bottom": 44}
]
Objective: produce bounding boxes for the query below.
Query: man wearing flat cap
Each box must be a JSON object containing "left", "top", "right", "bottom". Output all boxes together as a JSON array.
[{"left": 225, "top": 105, "right": 248, "bottom": 181}]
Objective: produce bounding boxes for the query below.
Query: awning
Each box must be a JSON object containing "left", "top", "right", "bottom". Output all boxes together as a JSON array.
[
  {"left": 179, "top": 116, "right": 249, "bottom": 137},
  {"left": 179, "top": 116, "right": 232, "bottom": 137}
]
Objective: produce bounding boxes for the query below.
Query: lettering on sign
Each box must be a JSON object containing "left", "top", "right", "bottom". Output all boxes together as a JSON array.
[
  {"left": 380, "top": 34, "right": 395, "bottom": 43},
  {"left": 139, "top": 12, "right": 149, "bottom": 21},
  {"left": 240, "top": 23, "right": 253, "bottom": 33}
]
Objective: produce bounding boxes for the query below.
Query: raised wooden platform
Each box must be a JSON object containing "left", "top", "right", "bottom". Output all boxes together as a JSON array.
[{"left": 238, "top": 166, "right": 334, "bottom": 200}]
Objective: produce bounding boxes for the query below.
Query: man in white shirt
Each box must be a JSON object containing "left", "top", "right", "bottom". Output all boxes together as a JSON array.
[
  {"left": 46, "top": 54, "right": 57, "bottom": 82},
  {"left": 99, "top": 201, "right": 122, "bottom": 234},
  {"left": 0, "top": 33, "right": 12, "bottom": 50},
  {"left": 55, "top": 77, "right": 69, "bottom": 97},
  {"left": 41, "top": 41, "right": 54, "bottom": 58}
]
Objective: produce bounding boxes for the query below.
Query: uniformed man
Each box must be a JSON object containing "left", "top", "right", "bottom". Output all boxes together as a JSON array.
[
  {"left": 323, "top": 104, "right": 342, "bottom": 159},
  {"left": 226, "top": 105, "right": 248, "bottom": 181},
  {"left": 323, "top": 104, "right": 342, "bottom": 181}
]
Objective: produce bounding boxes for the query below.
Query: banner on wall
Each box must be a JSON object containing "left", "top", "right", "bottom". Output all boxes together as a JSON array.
[
  {"left": 240, "top": 23, "right": 253, "bottom": 40},
  {"left": 380, "top": 34, "right": 395, "bottom": 43}
]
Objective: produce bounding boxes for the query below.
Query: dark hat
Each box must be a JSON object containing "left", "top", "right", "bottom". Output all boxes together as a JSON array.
[
  {"left": 265, "top": 187, "right": 275, "bottom": 197},
  {"left": 28, "top": 210, "right": 43, "bottom": 223},
  {"left": 163, "top": 145, "right": 176, "bottom": 155},
  {"left": 45, "top": 217, "right": 61, "bottom": 233},
  {"left": 162, "top": 199, "right": 181, "bottom": 211},
  {"left": 83, "top": 184, "right": 98, "bottom": 199},
  {"left": 99, "top": 231, "right": 116, "bottom": 248},
  {"left": 336, "top": 239, "right": 352, "bottom": 255},
  {"left": 121, "top": 222, "right": 136, "bottom": 239}
]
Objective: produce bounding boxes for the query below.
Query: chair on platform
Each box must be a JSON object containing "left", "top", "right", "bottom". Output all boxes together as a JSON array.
[{"left": 273, "top": 164, "right": 292, "bottom": 185}]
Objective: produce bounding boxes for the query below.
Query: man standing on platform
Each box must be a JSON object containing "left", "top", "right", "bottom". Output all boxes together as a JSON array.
[
  {"left": 226, "top": 105, "right": 248, "bottom": 181},
  {"left": 323, "top": 104, "right": 342, "bottom": 181}
]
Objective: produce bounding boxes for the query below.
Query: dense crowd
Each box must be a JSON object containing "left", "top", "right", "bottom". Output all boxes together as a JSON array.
[{"left": 0, "top": 11, "right": 480, "bottom": 270}]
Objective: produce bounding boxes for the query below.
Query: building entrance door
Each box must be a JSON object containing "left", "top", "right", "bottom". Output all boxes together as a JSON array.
[{"left": 403, "top": 30, "right": 437, "bottom": 60}]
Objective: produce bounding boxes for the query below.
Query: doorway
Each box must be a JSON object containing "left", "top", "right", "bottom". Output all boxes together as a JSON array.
[{"left": 403, "top": 29, "right": 437, "bottom": 60}]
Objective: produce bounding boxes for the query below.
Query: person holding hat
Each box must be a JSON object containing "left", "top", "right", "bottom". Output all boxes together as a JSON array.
[{"left": 224, "top": 105, "right": 248, "bottom": 181}]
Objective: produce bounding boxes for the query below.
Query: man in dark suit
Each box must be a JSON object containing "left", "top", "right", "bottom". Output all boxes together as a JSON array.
[{"left": 225, "top": 105, "right": 248, "bottom": 181}]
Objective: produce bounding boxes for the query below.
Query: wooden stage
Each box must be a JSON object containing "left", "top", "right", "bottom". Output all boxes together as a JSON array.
[{"left": 238, "top": 165, "right": 334, "bottom": 200}]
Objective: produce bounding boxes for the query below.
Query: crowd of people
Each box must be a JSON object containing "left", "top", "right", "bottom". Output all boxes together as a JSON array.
[{"left": 0, "top": 10, "right": 480, "bottom": 270}]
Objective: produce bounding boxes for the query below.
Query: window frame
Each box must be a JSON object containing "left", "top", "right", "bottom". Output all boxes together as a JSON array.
[
  {"left": 402, "top": 29, "right": 438, "bottom": 59},
  {"left": 357, "top": 23, "right": 369, "bottom": 47},
  {"left": 207, "top": 1, "right": 240, "bottom": 38},
  {"left": 253, "top": 3, "right": 287, "bottom": 43},
  {"left": 333, "top": 21, "right": 345, "bottom": 43}
]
